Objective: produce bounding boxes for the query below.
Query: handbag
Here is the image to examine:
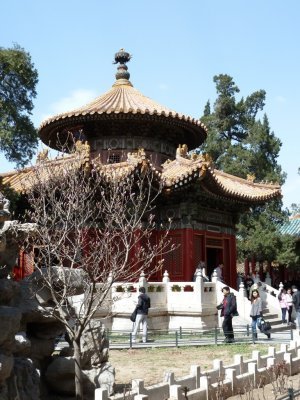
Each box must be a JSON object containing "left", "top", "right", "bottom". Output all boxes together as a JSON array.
[
  {"left": 130, "top": 308, "right": 137, "bottom": 322},
  {"left": 259, "top": 317, "right": 271, "bottom": 332}
]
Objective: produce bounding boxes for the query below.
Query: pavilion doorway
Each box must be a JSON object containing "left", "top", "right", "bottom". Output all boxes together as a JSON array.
[{"left": 206, "top": 247, "right": 223, "bottom": 279}]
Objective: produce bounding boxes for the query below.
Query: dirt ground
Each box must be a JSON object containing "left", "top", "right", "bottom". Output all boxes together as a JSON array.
[
  {"left": 109, "top": 343, "right": 277, "bottom": 391},
  {"left": 110, "top": 343, "right": 300, "bottom": 398}
]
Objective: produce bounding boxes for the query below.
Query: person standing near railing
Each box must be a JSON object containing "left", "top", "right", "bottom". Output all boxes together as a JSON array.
[
  {"left": 278, "top": 288, "right": 288, "bottom": 323},
  {"left": 132, "top": 287, "right": 151, "bottom": 343},
  {"left": 292, "top": 286, "right": 300, "bottom": 330},
  {"left": 215, "top": 263, "right": 224, "bottom": 282},
  {"left": 250, "top": 289, "right": 271, "bottom": 339},
  {"left": 286, "top": 288, "right": 294, "bottom": 325},
  {"left": 216, "top": 286, "right": 236, "bottom": 343}
]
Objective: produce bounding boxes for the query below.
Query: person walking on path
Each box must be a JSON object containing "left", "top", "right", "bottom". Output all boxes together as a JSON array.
[
  {"left": 278, "top": 288, "right": 288, "bottom": 323},
  {"left": 132, "top": 287, "right": 151, "bottom": 343},
  {"left": 216, "top": 286, "right": 237, "bottom": 343},
  {"left": 292, "top": 286, "right": 300, "bottom": 330},
  {"left": 286, "top": 288, "right": 294, "bottom": 325},
  {"left": 250, "top": 289, "right": 270, "bottom": 339}
]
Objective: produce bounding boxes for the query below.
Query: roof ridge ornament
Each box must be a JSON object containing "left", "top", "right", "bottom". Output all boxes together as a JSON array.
[{"left": 113, "top": 49, "right": 133, "bottom": 87}]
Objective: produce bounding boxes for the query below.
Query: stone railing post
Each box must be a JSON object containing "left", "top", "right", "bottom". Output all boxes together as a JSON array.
[
  {"left": 252, "top": 350, "right": 262, "bottom": 368},
  {"left": 163, "top": 371, "right": 175, "bottom": 385},
  {"left": 95, "top": 388, "right": 108, "bottom": 400},
  {"left": 139, "top": 271, "right": 147, "bottom": 289},
  {"left": 194, "top": 269, "right": 203, "bottom": 305},
  {"left": 190, "top": 365, "right": 201, "bottom": 388},
  {"left": 248, "top": 362, "right": 258, "bottom": 387},
  {"left": 211, "top": 269, "right": 218, "bottom": 284},
  {"left": 213, "top": 359, "right": 224, "bottom": 377},
  {"left": 199, "top": 375, "right": 211, "bottom": 397},
  {"left": 234, "top": 354, "right": 245, "bottom": 375},
  {"left": 162, "top": 270, "right": 170, "bottom": 283},
  {"left": 239, "top": 281, "right": 247, "bottom": 298},
  {"left": 132, "top": 379, "right": 145, "bottom": 395},
  {"left": 265, "top": 272, "right": 272, "bottom": 286},
  {"left": 225, "top": 368, "right": 236, "bottom": 396},
  {"left": 284, "top": 352, "right": 292, "bottom": 376}
]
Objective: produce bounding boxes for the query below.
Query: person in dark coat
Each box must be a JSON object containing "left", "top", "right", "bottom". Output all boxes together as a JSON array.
[
  {"left": 132, "top": 287, "right": 151, "bottom": 343},
  {"left": 217, "top": 286, "right": 237, "bottom": 343}
]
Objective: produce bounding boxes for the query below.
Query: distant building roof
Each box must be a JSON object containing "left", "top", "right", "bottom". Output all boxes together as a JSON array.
[{"left": 280, "top": 214, "right": 300, "bottom": 238}]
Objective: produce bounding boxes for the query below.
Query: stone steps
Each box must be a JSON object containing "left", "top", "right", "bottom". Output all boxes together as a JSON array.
[{"left": 263, "top": 309, "right": 292, "bottom": 333}]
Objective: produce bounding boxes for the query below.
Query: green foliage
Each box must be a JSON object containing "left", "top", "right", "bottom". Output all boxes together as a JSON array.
[
  {"left": 200, "top": 74, "right": 297, "bottom": 267},
  {"left": 201, "top": 74, "right": 285, "bottom": 184},
  {"left": 289, "top": 167, "right": 300, "bottom": 215},
  {"left": 0, "top": 44, "right": 38, "bottom": 166},
  {"left": 0, "top": 178, "right": 29, "bottom": 219}
]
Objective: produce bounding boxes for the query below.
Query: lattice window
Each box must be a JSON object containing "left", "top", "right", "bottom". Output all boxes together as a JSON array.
[
  {"left": 164, "top": 235, "right": 182, "bottom": 276},
  {"left": 108, "top": 153, "right": 121, "bottom": 164},
  {"left": 206, "top": 238, "right": 223, "bottom": 248},
  {"left": 194, "top": 234, "right": 204, "bottom": 267}
]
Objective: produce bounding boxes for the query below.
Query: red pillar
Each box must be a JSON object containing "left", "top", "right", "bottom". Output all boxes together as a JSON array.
[
  {"left": 244, "top": 259, "right": 250, "bottom": 275},
  {"left": 229, "top": 236, "right": 237, "bottom": 289},
  {"left": 183, "top": 228, "right": 194, "bottom": 281}
]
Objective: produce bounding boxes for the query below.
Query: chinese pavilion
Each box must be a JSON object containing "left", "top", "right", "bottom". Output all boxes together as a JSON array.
[{"left": 1, "top": 49, "right": 281, "bottom": 288}]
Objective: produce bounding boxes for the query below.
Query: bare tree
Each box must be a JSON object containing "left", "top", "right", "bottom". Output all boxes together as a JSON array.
[{"left": 23, "top": 144, "right": 173, "bottom": 400}]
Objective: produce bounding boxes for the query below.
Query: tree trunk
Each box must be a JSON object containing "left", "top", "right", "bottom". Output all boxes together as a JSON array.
[{"left": 73, "top": 339, "right": 83, "bottom": 400}]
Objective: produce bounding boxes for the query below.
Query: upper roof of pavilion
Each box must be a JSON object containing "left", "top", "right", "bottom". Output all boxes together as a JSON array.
[{"left": 39, "top": 49, "right": 207, "bottom": 152}]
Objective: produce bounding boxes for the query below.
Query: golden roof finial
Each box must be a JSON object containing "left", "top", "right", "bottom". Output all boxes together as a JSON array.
[{"left": 247, "top": 174, "right": 256, "bottom": 183}]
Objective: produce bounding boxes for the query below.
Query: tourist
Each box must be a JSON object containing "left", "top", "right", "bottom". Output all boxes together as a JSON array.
[
  {"left": 193, "top": 261, "right": 209, "bottom": 282},
  {"left": 249, "top": 281, "right": 263, "bottom": 300},
  {"left": 278, "top": 288, "right": 288, "bottom": 323},
  {"left": 215, "top": 263, "right": 224, "bottom": 282},
  {"left": 250, "top": 289, "right": 271, "bottom": 339},
  {"left": 286, "top": 288, "right": 293, "bottom": 325},
  {"left": 216, "top": 286, "right": 236, "bottom": 343},
  {"left": 292, "top": 286, "right": 300, "bottom": 329},
  {"left": 132, "top": 287, "right": 151, "bottom": 343},
  {"left": 244, "top": 274, "right": 254, "bottom": 299}
]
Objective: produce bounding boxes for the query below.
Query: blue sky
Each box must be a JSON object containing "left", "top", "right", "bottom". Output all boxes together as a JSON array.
[{"left": 1, "top": 0, "right": 299, "bottom": 209}]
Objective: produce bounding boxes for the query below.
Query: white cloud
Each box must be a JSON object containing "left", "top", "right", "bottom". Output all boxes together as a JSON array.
[{"left": 37, "top": 89, "right": 98, "bottom": 125}]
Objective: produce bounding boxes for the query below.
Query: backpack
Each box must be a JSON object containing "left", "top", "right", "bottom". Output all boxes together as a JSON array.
[{"left": 231, "top": 294, "right": 238, "bottom": 316}]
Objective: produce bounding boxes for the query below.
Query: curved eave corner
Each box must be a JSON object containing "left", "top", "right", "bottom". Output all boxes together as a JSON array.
[{"left": 204, "top": 168, "right": 282, "bottom": 204}]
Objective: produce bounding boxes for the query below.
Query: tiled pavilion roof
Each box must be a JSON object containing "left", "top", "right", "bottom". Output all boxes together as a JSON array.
[
  {"left": 0, "top": 145, "right": 281, "bottom": 205},
  {"left": 280, "top": 215, "right": 300, "bottom": 238},
  {"left": 39, "top": 49, "right": 207, "bottom": 151}
]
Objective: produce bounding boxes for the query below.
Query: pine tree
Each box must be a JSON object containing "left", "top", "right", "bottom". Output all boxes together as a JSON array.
[
  {"left": 0, "top": 44, "right": 38, "bottom": 166},
  {"left": 200, "top": 74, "right": 296, "bottom": 266}
]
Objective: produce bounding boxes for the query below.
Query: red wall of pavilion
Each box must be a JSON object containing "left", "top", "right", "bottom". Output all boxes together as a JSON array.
[
  {"left": 14, "top": 228, "right": 238, "bottom": 289},
  {"left": 161, "top": 228, "right": 237, "bottom": 288}
]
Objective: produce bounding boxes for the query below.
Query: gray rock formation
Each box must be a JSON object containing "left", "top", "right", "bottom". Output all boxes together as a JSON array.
[{"left": 45, "top": 320, "right": 114, "bottom": 396}]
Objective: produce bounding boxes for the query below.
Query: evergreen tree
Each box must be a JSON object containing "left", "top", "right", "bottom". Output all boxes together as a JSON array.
[
  {"left": 290, "top": 167, "right": 300, "bottom": 216},
  {"left": 200, "top": 74, "right": 296, "bottom": 266},
  {"left": 0, "top": 44, "right": 38, "bottom": 166}
]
